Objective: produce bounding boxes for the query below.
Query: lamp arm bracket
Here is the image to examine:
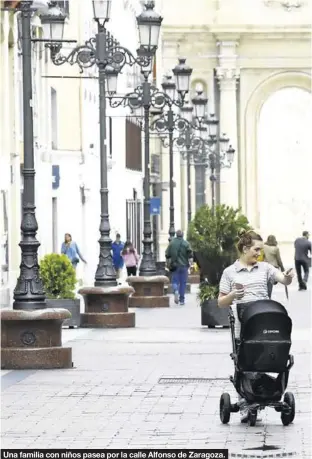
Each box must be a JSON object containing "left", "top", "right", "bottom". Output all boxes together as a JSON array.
[
  {"left": 112, "top": 45, "right": 152, "bottom": 70},
  {"left": 47, "top": 38, "right": 97, "bottom": 73}
]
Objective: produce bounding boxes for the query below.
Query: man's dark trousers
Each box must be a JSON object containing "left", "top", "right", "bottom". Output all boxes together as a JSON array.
[
  {"left": 172, "top": 266, "right": 188, "bottom": 303},
  {"left": 295, "top": 260, "right": 309, "bottom": 289}
]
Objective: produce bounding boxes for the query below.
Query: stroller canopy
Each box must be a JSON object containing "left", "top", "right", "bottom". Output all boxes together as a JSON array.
[{"left": 240, "top": 300, "right": 292, "bottom": 342}]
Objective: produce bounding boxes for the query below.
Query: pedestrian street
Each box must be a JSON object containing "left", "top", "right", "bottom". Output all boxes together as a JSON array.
[{"left": 1, "top": 287, "right": 311, "bottom": 458}]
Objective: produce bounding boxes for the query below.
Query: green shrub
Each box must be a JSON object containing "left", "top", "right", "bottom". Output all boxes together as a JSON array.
[
  {"left": 188, "top": 204, "right": 251, "bottom": 303},
  {"left": 197, "top": 284, "right": 219, "bottom": 303},
  {"left": 39, "top": 253, "right": 76, "bottom": 299}
]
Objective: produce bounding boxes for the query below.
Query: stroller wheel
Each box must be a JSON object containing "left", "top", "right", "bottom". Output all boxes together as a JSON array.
[
  {"left": 248, "top": 410, "right": 257, "bottom": 427},
  {"left": 220, "top": 393, "right": 231, "bottom": 424},
  {"left": 281, "top": 392, "right": 295, "bottom": 426}
]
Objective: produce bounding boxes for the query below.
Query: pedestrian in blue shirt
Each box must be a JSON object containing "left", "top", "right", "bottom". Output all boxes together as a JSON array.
[
  {"left": 61, "top": 233, "right": 86, "bottom": 270},
  {"left": 111, "top": 233, "right": 124, "bottom": 279}
]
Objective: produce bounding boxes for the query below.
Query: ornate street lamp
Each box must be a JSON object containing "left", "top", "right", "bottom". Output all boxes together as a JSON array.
[
  {"left": 136, "top": 0, "right": 162, "bottom": 56},
  {"left": 191, "top": 90, "right": 208, "bottom": 123},
  {"left": 92, "top": 0, "right": 112, "bottom": 23},
  {"left": 107, "top": 66, "right": 193, "bottom": 275},
  {"left": 43, "top": 0, "right": 161, "bottom": 283},
  {"left": 0, "top": 0, "right": 72, "bottom": 370},
  {"left": 40, "top": 2, "right": 66, "bottom": 44}
]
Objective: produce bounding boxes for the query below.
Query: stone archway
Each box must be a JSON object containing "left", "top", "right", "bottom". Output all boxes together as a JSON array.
[
  {"left": 242, "top": 71, "right": 312, "bottom": 228},
  {"left": 258, "top": 87, "right": 312, "bottom": 240}
]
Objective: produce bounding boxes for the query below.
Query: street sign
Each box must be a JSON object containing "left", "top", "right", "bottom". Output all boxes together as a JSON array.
[
  {"left": 150, "top": 197, "right": 161, "bottom": 215},
  {"left": 52, "top": 165, "right": 60, "bottom": 190}
]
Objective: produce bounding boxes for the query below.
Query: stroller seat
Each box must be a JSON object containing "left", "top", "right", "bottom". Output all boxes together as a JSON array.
[{"left": 237, "top": 300, "right": 292, "bottom": 373}]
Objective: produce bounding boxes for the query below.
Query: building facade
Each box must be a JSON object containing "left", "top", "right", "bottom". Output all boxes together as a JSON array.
[
  {"left": 0, "top": 0, "right": 145, "bottom": 306},
  {"left": 156, "top": 0, "right": 312, "bottom": 262}
]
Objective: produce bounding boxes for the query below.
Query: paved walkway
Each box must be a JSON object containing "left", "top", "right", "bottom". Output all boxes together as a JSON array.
[{"left": 1, "top": 285, "right": 311, "bottom": 458}]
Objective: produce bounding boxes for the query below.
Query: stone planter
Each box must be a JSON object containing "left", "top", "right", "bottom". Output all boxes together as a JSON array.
[
  {"left": 46, "top": 298, "right": 80, "bottom": 328},
  {"left": 79, "top": 285, "right": 135, "bottom": 328},
  {"left": 166, "top": 284, "right": 191, "bottom": 294},
  {"left": 201, "top": 299, "right": 229, "bottom": 328},
  {"left": 189, "top": 274, "right": 200, "bottom": 284},
  {"left": 127, "top": 276, "right": 170, "bottom": 308},
  {"left": 1, "top": 308, "right": 73, "bottom": 370}
]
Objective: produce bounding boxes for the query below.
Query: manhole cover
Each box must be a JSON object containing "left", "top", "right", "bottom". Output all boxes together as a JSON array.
[{"left": 158, "top": 377, "right": 228, "bottom": 384}]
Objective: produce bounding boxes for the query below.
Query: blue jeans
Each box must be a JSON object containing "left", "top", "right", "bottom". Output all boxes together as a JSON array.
[{"left": 172, "top": 266, "right": 188, "bottom": 302}]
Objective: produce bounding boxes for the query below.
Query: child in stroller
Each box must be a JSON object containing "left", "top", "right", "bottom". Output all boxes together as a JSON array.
[{"left": 219, "top": 299, "right": 295, "bottom": 426}]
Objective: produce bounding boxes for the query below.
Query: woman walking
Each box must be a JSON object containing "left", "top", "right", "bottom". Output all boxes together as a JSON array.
[
  {"left": 217, "top": 229, "right": 294, "bottom": 423},
  {"left": 121, "top": 240, "right": 140, "bottom": 276},
  {"left": 61, "top": 233, "right": 86, "bottom": 270},
  {"left": 263, "top": 235, "right": 285, "bottom": 298}
]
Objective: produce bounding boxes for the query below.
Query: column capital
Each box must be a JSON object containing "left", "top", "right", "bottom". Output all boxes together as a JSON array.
[{"left": 216, "top": 67, "right": 240, "bottom": 90}]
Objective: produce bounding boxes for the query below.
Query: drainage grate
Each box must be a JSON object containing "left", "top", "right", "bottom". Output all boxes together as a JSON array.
[{"left": 158, "top": 377, "right": 229, "bottom": 384}]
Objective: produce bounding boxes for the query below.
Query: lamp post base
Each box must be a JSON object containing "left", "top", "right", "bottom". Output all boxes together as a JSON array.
[
  {"left": 0, "top": 308, "right": 73, "bottom": 370},
  {"left": 127, "top": 276, "right": 170, "bottom": 308},
  {"left": 78, "top": 285, "right": 135, "bottom": 328}
]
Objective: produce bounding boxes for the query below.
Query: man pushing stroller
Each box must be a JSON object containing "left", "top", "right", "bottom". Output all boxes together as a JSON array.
[{"left": 218, "top": 229, "right": 295, "bottom": 424}]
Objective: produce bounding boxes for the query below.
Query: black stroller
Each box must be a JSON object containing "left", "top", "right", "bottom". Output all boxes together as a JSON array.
[{"left": 219, "top": 300, "right": 295, "bottom": 426}]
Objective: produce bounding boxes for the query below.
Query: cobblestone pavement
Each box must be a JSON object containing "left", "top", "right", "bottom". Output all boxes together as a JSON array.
[{"left": 1, "top": 284, "right": 311, "bottom": 458}]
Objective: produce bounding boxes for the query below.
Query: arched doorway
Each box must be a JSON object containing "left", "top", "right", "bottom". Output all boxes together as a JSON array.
[{"left": 257, "top": 87, "right": 312, "bottom": 256}]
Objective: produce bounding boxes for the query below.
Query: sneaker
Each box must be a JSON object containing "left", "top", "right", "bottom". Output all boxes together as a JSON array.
[
  {"left": 179, "top": 301, "right": 185, "bottom": 306},
  {"left": 240, "top": 409, "right": 262, "bottom": 423},
  {"left": 240, "top": 408, "right": 249, "bottom": 423},
  {"left": 174, "top": 291, "right": 179, "bottom": 304}
]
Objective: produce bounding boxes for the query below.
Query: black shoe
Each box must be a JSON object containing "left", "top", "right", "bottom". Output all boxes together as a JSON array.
[{"left": 299, "top": 284, "right": 307, "bottom": 291}]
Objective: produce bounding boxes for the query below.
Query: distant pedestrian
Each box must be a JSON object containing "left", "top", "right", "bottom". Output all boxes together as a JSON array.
[
  {"left": 111, "top": 233, "right": 124, "bottom": 279},
  {"left": 294, "top": 231, "right": 311, "bottom": 290},
  {"left": 263, "top": 235, "right": 285, "bottom": 298},
  {"left": 61, "top": 233, "right": 86, "bottom": 269},
  {"left": 165, "top": 230, "right": 192, "bottom": 305},
  {"left": 122, "top": 240, "right": 140, "bottom": 276}
]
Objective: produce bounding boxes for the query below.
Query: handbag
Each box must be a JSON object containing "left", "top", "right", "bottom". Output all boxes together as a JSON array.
[{"left": 168, "top": 241, "right": 183, "bottom": 272}]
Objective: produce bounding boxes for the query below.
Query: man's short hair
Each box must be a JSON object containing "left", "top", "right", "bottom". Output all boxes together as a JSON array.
[
  {"left": 116, "top": 233, "right": 121, "bottom": 238},
  {"left": 176, "top": 229, "right": 183, "bottom": 237},
  {"left": 303, "top": 231, "right": 309, "bottom": 237}
]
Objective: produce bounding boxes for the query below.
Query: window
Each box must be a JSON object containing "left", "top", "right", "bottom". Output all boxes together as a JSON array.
[
  {"left": 51, "top": 87, "right": 58, "bottom": 150},
  {"left": 195, "top": 165, "right": 206, "bottom": 210},
  {"left": 125, "top": 117, "right": 142, "bottom": 171},
  {"left": 151, "top": 154, "right": 160, "bottom": 175},
  {"left": 55, "top": 0, "right": 70, "bottom": 17},
  {"left": 52, "top": 197, "right": 58, "bottom": 253}
]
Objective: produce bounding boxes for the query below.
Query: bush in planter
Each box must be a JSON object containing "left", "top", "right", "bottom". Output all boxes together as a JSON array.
[
  {"left": 39, "top": 254, "right": 80, "bottom": 327},
  {"left": 40, "top": 253, "right": 76, "bottom": 299},
  {"left": 188, "top": 205, "right": 251, "bottom": 326}
]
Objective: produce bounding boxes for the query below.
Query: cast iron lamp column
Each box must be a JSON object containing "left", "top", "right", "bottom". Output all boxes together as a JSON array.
[
  {"left": 43, "top": 0, "right": 161, "bottom": 283},
  {"left": 12, "top": 0, "right": 50, "bottom": 310}
]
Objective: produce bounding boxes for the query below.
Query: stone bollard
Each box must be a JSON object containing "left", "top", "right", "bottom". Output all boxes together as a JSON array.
[
  {"left": 79, "top": 285, "right": 135, "bottom": 328},
  {"left": 127, "top": 276, "right": 170, "bottom": 308},
  {"left": 1, "top": 308, "right": 73, "bottom": 370}
]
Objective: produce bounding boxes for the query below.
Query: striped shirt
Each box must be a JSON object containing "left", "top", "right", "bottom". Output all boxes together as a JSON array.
[
  {"left": 219, "top": 260, "right": 279, "bottom": 302},
  {"left": 219, "top": 260, "right": 280, "bottom": 337}
]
